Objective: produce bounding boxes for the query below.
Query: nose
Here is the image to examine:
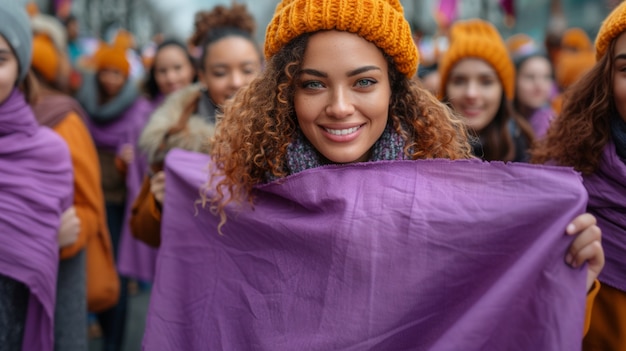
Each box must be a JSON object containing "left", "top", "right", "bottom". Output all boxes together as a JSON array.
[
  {"left": 229, "top": 71, "right": 245, "bottom": 90},
  {"left": 325, "top": 87, "right": 355, "bottom": 119},
  {"left": 464, "top": 80, "right": 479, "bottom": 99}
]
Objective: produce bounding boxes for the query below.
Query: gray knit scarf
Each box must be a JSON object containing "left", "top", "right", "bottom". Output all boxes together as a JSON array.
[
  {"left": 267, "top": 123, "right": 409, "bottom": 181},
  {"left": 611, "top": 114, "right": 626, "bottom": 162}
]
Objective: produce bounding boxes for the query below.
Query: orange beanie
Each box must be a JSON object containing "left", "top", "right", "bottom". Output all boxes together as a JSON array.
[
  {"left": 555, "top": 50, "right": 595, "bottom": 89},
  {"left": 25, "top": 2, "right": 39, "bottom": 17},
  {"left": 561, "top": 28, "right": 593, "bottom": 52},
  {"left": 505, "top": 33, "right": 536, "bottom": 56},
  {"left": 596, "top": 1, "right": 626, "bottom": 60},
  {"left": 32, "top": 34, "right": 60, "bottom": 83},
  {"left": 93, "top": 44, "right": 130, "bottom": 76},
  {"left": 439, "top": 19, "right": 515, "bottom": 100},
  {"left": 264, "top": 0, "right": 418, "bottom": 78},
  {"left": 113, "top": 29, "right": 136, "bottom": 50}
]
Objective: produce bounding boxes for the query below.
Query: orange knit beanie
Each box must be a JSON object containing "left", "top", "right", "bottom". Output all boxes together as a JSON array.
[
  {"left": 439, "top": 19, "right": 515, "bottom": 100},
  {"left": 596, "top": 1, "right": 626, "bottom": 60},
  {"left": 264, "top": 0, "right": 418, "bottom": 78},
  {"left": 561, "top": 28, "right": 592, "bottom": 52},
  {"left": 555, "top": 50, "right": 595, "bottom": 89},
  {"left": 505, "top": 33, "right": 536, "bottom": 56},
  {"left": 32, "top": 34, "right": 59, "bottom": 83},
  {"left": 113, "top": 29, "right": 136, "bottom": 50},
  {"left": 93, "top": 44, "right": 130, "bottom": 76}
]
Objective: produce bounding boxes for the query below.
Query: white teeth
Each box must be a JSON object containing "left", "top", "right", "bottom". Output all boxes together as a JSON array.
[{"left": 325, "top": 126, "right": 360, "bottom": 135}]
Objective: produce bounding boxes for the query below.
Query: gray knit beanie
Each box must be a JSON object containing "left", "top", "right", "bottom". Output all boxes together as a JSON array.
[{"left": 0, "top": 0, "right": 33, "bottom": 83}]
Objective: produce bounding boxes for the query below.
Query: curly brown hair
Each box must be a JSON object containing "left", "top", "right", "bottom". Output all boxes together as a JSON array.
[
  {"left": 207, "top": 33, "right": 473, "bottom": 227},
  {"left": 530, "top": 40, "right": 614, "bottom": 174},
  {"left": 188, "top": 3, "right": 256, "bottom": 48}
]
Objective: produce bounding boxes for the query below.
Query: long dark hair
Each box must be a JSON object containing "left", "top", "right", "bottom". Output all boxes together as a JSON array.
[{"left": 531, "top": 39, "right": 614, "bottom": 174}]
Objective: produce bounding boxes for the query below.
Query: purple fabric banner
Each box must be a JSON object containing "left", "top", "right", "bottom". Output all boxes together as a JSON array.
[
  {"left": 584, "top": 140, "right": 626, "bottom": 292},
  {"left": 0, "top": 89, "right": 73, "bottom": 351},
  {"left": 144, "top": 149, "right": 589, "bottom": 351}
]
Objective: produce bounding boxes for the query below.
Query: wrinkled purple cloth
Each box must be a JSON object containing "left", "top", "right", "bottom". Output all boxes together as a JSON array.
[
  {"left": 0, "top": 88, "right": 73, "bottom": 351},
  {"left": 528, "top": 106, "right": 554, "bottom": 139},
  {"left": 90, "top": 96, "right": 161, "bottom": 282},
  {"left": 144, "top": 149, "right": 588, "bottom": 351},
  {"left": 584, "top": 140, "right": 626, "bottom": 292}
]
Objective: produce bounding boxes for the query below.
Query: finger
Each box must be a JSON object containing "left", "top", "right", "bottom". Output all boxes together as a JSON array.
[
  {"left": 566, "top": 226, "right": 601, "bottom": 265},
  {"left": 570, "top": 240, "right": 604, "bottom": 270},
  {"left": 566, "top": 213, "right": 597, "bottom": 235}
]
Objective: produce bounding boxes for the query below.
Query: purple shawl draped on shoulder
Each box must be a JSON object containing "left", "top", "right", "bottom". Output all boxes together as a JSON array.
[
  {"left": 583, "top": 140, "right": 626, "bottom": 292},
  {"left": 143, "top": 149, "right": 589, "bottom": 351},
  {"left": 107, "top": 96, "right": 162, "bottom": 282},
  {"left": 0, "top": 89, "right": 73, "bottom": 351}
]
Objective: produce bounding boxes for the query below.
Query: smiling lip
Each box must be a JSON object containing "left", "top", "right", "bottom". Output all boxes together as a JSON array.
[
  {"left": 461, "top": 108, "right": 482, "bottom": 118},
  {"left": 320, "top": 124, "right": 364, "bottom": 142}
]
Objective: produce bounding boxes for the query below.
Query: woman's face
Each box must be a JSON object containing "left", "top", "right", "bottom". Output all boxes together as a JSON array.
[
  {"left": 294, "top": 30, "right": 391, "bottom": 164},
  {"left": 97, "top": 68, "right": 126, "bottom": 98},
  {"left": 516, "top": 56, "right": 553, "bottom": 111},
  {"left": 613, "top": 32, "right": 626, "bottom": 123},
  {"left": 199, "top": 36, "right": 261, "bottom": 106},
  {"left": 446, "top": 58, "right": 503, "bottom": 132},
  {"left": 154, "top": 45, "right": 195, "bottom": 96},
  {"left": 0, "top": 35, "right": 19, "bottom": 104}
]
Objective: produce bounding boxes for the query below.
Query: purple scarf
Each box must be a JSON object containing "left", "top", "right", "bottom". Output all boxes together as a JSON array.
[
  {"left": 116, "top": 96, "right": 163, "bottom": 282},
  {"left": 143, "top": 149, "right": 588, "bottom": 351},
  {"left": 583, "top": 140, "right": 626, "bottom": 291},
  {"left": 0, "top": 88, "right": 73, "bottom": 351},
  {"left": 87, "top": 97, "right": 156, "bottom": 153},
  {"left": 528, "top": 105, "right": 554, "bottom": 139}
]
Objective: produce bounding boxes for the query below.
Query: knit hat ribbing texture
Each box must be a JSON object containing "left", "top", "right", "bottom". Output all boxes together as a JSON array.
[
  {"left": 596, "top": 1, "right": 626, "bottom": 60},
  {"left": 0, "top": 0, "right": 33, "bottom": 83},
  {"left": 264, "top": 0, "right": 418, "bottom": 78},
  {"left": 439, "top": 19, "right": 515, "bottom": 100}
]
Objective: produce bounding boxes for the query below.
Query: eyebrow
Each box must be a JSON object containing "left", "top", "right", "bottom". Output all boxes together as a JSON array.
[
  {"left": 615, "top": 53, "right": 626, "bottom": 61},
  {"left": 209, "top": 61, "right": 257, "bottom": 69},
  {"left": 0, "top": 49, "right": 11, "bottom": 55},
  {"left": 300, "top": 65, "right": 382, "bottom": 78}
]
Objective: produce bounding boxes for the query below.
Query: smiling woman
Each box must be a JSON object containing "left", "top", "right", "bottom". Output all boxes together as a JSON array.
[{"left": 294, "top": 31, "right": 392, "bottom": 164}]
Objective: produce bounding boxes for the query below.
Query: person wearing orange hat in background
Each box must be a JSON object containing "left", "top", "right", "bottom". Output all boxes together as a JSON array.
[
  {"left": 439, "top": 19, "right": 535, "bottom": 162},
  {"left": 551, "top": 28, "right": 596, "bottom": 115},
  {"left": 506, "top": 33, "right": 556, "bottom": 138},
  {"left": 438, "top": 19, "right": 602, "bottom": 338},
  {"left": 533, "top": 2, "right": 626, "bottom": 349},
  {"left": 29, "top": 12, "right": 120, "bottom": 351},
  {"left": 112, "top": 28, "right": 145, "bottom": 82},
  {"left": 74, "top": 42, "right": 147, "bottom": 351},
  {"left": 130, "top": 3, "right": 262, "bottom": 248}
]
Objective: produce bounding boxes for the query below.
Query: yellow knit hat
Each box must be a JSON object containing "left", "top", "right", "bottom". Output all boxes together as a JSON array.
[
  {"left": 264, "top": 0, "right": 418, "bottom": 78},
  {"left": 439, "top": 19, "right": 515, "bottom": 100},
  {"left": 596, "top": 1, "right": 626, "bottom": 60},
  {"left": 561, "top": 28, "right": 592, "bottom": 52},
  {"left": 32, "top": 34, "right": 59, "bottom": 83}
]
